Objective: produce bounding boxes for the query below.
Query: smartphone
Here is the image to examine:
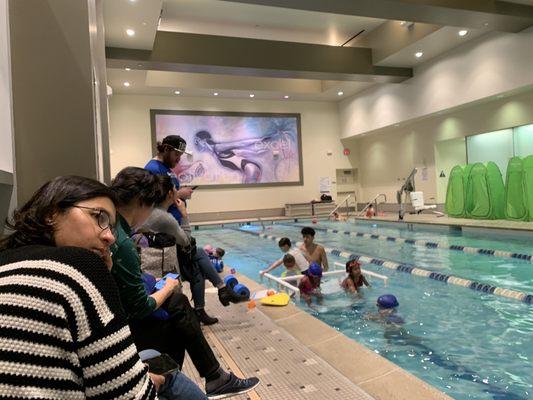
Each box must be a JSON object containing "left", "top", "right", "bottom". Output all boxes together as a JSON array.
[
  {"left": 144, "top": 353, "right": 180, "bottom": 375},
  {"left": 155, "top": 272, "right": 180, "bottom": 291}
]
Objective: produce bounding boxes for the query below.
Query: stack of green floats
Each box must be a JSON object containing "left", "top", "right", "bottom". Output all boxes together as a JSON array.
[{"left": 446, "top": 159, "right": 512, "bottom": 220}]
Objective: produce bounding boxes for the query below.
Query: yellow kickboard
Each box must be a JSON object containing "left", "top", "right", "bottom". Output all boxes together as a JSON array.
[{"left": 260, "top": 292, "right": 290, "bottom": 306}]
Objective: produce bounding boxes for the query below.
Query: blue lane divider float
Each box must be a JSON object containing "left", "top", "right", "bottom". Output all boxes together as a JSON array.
[
  {"left": 236, "top": 228, "right": 533, "bottom": 305},
  {"left": 283, "top": 223, "right": 533, "bottom": 263}
]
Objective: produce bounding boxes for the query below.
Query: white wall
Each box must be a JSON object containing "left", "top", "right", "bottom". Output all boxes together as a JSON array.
[
  {"left": 339, "top": 28, "right": 533, "bottom": 138},
  {"left": 346, "top": 90, "right": 533, "bottom": 204},
  {"left": 0, "top": 0, "right": 13, "bottom": 173},
  {"left": 109, "top": 95, "right": 351, "bottom": 214}
]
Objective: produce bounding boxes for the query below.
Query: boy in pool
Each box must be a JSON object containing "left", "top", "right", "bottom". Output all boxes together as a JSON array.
[
  {"left": 204, "top": 245, "right": 226, "bottom": 273},
  {"left": 367, "top": 294, "right": 405, "bottom": 325},
  {"left": 341, "top": 259, "right": 370, "bottom": 294},
  {"left": 298, "top": 262, "right": 323, "bottom": 306}
]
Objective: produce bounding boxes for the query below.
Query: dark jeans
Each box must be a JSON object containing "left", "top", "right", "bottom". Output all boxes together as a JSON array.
[
  {"left": 189, "top": 248, "right": 223, "bottom": 310},
  {"left": 129, "top": 292, "right": 220, "bottom": 378}
]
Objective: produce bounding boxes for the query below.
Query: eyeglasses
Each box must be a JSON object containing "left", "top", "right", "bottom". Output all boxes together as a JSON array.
[{"left": 72, "top": 205, "right": 116, "bottom": 234}]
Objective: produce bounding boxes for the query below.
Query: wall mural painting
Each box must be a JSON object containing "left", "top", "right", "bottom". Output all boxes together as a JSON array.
[{"left": 150, "top": 110, "right": 303, "bottom": 188}]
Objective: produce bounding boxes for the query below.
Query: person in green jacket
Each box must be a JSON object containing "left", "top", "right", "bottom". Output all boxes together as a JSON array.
[{"left": 110, "top": 167, "right": 259, "bottom": 399}]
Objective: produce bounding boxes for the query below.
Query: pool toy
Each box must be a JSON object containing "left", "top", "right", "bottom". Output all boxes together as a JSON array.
[
  {"left": 260, "top": 292, "right": 290, "bottom": 306},
  {"left": 224, "top": 274, "right": 238, "bottom": 289},
  {"left": 247, "top": 299, "right": 256, "bottom": 310},
  {"left": 233, "top": 283, "right": 250, "bottom": 299}
]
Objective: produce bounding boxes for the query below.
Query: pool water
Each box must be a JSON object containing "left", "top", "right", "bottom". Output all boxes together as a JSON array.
[{"left": 194, "top": 221, "right": 533, "bottom": 400}]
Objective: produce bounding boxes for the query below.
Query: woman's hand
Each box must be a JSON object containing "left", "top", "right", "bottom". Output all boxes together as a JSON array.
[
  {"left": 163, "top": 277, "right": 181, "bottom": 293},
  {"left": 148, "top": 372, "right": 165, "bottom": 391},
  {"left": 175, "top": 198, "right": 188, "bottom": 215},
  {"left": 101, "top": 248, "right": 113, "bottom": 270}
]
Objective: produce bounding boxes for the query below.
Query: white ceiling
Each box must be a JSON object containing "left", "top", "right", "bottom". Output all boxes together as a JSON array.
[
  {"left": 377, "top": 26, "right": 489, "bottom": 68},
  {"left": 107, "top": 68, "right": 374, "bottom": 101},
  {"left": 103, "top": 0, "right": 516, "bottom": 101},
  {"left": 160, "top": 0, "right": 385, "bottom": 46}
]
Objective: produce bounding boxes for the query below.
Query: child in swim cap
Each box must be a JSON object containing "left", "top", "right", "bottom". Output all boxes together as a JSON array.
[
  {"left": 298, "top": 262, "right": 323, "bottom": 306},
  {"left": 341, "top": 259, "right": 370, "bottom": 294},
  {"left": 369, "top": 294, "right": 404, "bottom": 325}
]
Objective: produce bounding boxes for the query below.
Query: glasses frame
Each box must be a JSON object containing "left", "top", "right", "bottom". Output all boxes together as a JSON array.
[{"left": 72, "top": 205, "right": 116, "bottom": 234}]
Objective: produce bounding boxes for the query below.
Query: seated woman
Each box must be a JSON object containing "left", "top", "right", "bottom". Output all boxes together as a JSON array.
[
  {"left": 141, "top": 175, "right": 245, "bottom": 325},
  {"left": 0, "top": 176, "right": 159, "bottom": 399},
  {"left": 110, "top": 167, "right": 259, "bottom": 398}
]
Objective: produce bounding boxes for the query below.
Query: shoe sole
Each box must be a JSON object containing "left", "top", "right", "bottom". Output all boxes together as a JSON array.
[{"left": 207, "top": 380, "right": 260, "bottom": 399}]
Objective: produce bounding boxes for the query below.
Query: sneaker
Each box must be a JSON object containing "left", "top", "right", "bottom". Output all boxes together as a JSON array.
[
  {"left": 206, "top": 373, "right": 260, "bottom": 399},
  {"left": 195, "top": 309, "right": 218, "bottom": 325},
  {"left": 218, "top": 286, "right": 248, "bottom": 307}
]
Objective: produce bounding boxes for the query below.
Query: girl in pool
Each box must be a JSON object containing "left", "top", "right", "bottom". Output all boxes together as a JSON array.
[
  {"left": 298, "top": 262, "right": 323, "bottom": 306},
  {"left": 341, "top": 259, "right": 370, "bottom": 294}
]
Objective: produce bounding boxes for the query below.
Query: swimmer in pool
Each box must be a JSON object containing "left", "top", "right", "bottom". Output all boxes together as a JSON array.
[
  {"left": 298, "top": 262, "right": 323, "bottom": 307},
  {"left": 341, "top": 259, "right": 370, "bottom": 295}
]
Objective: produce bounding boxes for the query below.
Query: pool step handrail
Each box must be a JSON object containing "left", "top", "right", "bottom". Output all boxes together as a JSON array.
[
  {"left": 261, "top": 272, "right": 301, "bottom": 301},
  {"left": 332, "top": 261, "right": 389, "bottom": 286},
  {"left": 328, "top": 194, "right": 353, "bottom": 219},
  {"left": 357, "top": 193, "right": 387, "bottom": 217}
]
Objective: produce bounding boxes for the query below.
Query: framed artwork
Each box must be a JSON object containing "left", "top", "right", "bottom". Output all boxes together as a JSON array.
[{"left": 150, "top": 110, "right": 303, "bottom": 188}]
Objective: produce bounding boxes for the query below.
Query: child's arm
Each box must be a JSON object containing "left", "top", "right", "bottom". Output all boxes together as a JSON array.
[
  {"left": 362, "top": 275, "right": 371, "bottom": 287},
  {"left": 260, "top": 259, "right": 283, "bottom": 276},
  {"left": 301, "top": 292, "right": 312, "bottom": 306},
  {"left": 320, "top": 247, "right": 329, "bottom": 272},
  {"left": 341, "top": 278, "right": 357, "bottom": 293}
]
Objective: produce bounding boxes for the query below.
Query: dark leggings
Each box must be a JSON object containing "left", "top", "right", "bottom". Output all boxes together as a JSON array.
[{"left": 129, "top": 292, "right": 220, "bottom": 378}]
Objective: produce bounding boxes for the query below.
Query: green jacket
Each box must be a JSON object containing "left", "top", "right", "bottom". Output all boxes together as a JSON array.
[{"left": 111, "top": 213, "right": 156, "bottom": 320}]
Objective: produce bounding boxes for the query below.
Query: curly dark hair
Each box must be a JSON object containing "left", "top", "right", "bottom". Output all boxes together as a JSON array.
[
  {"left": 111, "top": 167, "right": 161, "bottom": 207},
  {"left": 0, "top": 176, "right": 116, "bottom": 251},
  {"left": 154, "top": 174, "right": 175, "bottom": 205}
]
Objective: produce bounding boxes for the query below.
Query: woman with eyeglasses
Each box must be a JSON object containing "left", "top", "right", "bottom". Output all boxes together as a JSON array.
[{"left": 0, "top": 176, "right": 159, "bottom": 399}]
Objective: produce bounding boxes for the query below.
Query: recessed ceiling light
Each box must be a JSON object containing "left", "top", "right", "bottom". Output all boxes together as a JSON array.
[
  {"left": 284, "top": 95, "right": 289, "bottom": 99},
  {"left": 174, "top": 90, "right": 181, "bottom": 95},
  {"left": 337, "top": 91, "right": 344, "bottom": 96},
  {"left": 458, "top": 30, "right": 468, "bottom": 37},
  {"left": 483, "top": 22, "right": 489, "bottom": 27},
  {"left": 129, "top": 0, "right": 136, "bottom": 2},
  {"left": 415, "top": 51, "right": 424, "bottom": 58},
  {"left": 125, "top": 67, "right": 131, "bottom": 71},
  {"left": 213, "top": 92, "right": 219, "bottom": 96},
  {"left": 123, "top": 82, "right": 130, "bottom": 87},
  {"left": 249, "top": 94, "right": 255, "bottom": 98},
  {"left": 126, "top": 29, "right": 135, "bottom": 37}
]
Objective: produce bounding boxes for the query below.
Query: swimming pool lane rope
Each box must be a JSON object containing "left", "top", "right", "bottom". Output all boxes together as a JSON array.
[
  {"left": 283, "top": 223, "right": 533, "bottom": 263},
  {"left": 235, "top": 228, "right": 533, "bottom": 305}
]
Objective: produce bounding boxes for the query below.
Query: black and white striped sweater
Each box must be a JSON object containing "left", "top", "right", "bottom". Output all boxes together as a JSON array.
[{"left": 0, "top": 245, "right": 158, "bottom": 399}]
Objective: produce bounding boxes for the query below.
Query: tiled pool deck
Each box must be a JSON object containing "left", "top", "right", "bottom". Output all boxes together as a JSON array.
[{"left": 181, "top": 275, "right": 451, "bottom": 400}]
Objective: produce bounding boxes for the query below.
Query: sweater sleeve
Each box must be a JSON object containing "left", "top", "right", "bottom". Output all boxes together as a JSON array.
[
  {"left": 112, "top": 239, "right": 158, "bottom": 320},
  {"left": 145, "top": 210, "right": 191, "bottom": 248}
]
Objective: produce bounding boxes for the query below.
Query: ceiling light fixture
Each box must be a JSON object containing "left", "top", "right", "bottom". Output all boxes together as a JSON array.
[
  {"left": 213, "top": 92, "right": 219, "bottom": 96},
  {"left": 174, "top": 90, "right": 181, "bottom": 95},
  {"left": 125, "top": 67, "right": 131, "bottom": 71},
  {"left": 458, "top": 30, "right": 468, "bottom": 37},
  {"left": 249, "top": 94, "right": 255, "bottom": 98},
  {"left": 126, "top": 29, "right": 135, "bottom": 37},
  {"left": 415, "top": 51, "right": 424, "bottom": 58},
  {"left": 337, "top": 91, "right": 344, "bottom": 96},
  {"left": 284, "top": 95, "right": 289, "bottom": 99},
  {"left": 123, "top": 82, "right": 130, "bottom": 87}
]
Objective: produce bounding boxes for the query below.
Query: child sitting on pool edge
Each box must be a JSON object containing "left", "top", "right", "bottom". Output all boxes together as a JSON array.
[
  {"left": 204, "top": 244, "right": 226, "bottom": 273},
  {"left": 367, "top": 294, "right": 405, "bottom": 325},
  {"left": 298, "top": 262, "right": 323, "bottom": 306},
  {"left": 341, "top": 259, "right": 370, "bottom": 294}
]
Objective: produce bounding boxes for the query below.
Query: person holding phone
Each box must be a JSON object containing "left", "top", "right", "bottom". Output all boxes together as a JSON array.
[{"left": 145, "top": 135, "right": 194, "bottom": 224}]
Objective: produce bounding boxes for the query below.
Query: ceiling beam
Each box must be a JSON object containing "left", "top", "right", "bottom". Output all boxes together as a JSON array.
[
  {"left": 215, "top": 0, "right": 533, "bottom": 32},
  {"left": 106, "top": 31, "right": 412, "bottom": 83}
]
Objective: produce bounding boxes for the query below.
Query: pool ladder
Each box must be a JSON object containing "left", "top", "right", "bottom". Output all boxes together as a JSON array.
[{"left": 357, "top": 193, "right": 387, "bottom": 217}]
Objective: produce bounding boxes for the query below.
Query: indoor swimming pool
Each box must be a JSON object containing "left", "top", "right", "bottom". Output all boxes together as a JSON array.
[{"left": 194, "top": 220, "right": 533, "bottom": 400}]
